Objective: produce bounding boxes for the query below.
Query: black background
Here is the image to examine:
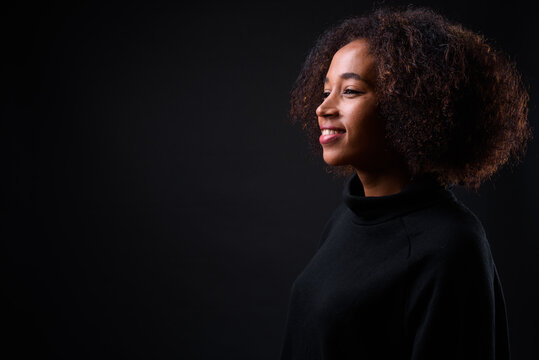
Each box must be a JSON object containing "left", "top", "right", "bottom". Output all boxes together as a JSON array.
[{"left": 3, "top": 1, "right": 538, "bottom": 359}]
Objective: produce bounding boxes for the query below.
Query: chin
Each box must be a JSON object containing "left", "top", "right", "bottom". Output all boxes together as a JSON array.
[{"left": 322, "top": 152, "right": 348, "bottom": 167}]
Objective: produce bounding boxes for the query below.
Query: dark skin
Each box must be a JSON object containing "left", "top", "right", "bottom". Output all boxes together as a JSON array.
[{"left": 316, "top": 39, "right": 411, "bottom": 197}]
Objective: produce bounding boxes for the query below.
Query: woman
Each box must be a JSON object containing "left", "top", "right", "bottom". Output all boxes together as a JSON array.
[{"left": 280, "top": 6, "right": 531, "bottom": 360}]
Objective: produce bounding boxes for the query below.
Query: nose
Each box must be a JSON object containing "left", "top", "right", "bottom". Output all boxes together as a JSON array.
[{"left": 316, "top": 94, "right": 338, "bottom": 119}]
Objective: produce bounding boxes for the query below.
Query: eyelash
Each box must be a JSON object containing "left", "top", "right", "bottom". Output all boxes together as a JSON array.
[{"left": 323, "top": 89, "right": 362, "bottom": 98}]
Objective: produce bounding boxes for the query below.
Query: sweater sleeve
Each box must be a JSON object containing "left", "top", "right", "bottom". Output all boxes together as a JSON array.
[{"left": 404, "top": 230, "right": 507, "bottom": 359}]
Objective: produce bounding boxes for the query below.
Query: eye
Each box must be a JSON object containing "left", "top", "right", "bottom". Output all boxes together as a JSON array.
[
  {"left": 343, "top": 89, "right": 363, "bottom": 96},
  {"left": 322, "top": 90, "right": 331, "bottom": 99}
]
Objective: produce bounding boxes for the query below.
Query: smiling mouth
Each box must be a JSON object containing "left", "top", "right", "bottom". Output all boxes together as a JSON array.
[
  {"left": 321, "top": 129, "right": 345, "bottom": 135},
  {"left": 319, "top": 129, "right": 345, "bottom": 145}
]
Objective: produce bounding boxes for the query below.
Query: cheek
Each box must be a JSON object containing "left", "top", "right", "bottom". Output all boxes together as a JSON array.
[
  {"left": 347, "top": 103, "right": 380, "bottom": 134},
  {"left": 347, "top": 106, "right": 385, "bottom": 149}
]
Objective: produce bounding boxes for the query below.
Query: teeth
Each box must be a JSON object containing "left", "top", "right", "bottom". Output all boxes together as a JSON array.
[{"left": 321, "top": 129, "right": 344, "bottom": 135}]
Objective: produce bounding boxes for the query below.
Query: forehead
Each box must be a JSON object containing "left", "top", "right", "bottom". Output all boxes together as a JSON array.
[{"left": 326, "top": 39, "right": 376, "bottom": 82}]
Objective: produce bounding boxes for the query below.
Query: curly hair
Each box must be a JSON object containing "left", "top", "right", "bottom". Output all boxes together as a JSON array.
[{"left": 290, "top": 6, "right": 532, "bottom": 190}]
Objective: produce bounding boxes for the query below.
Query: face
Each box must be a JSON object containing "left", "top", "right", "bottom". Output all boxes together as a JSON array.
[{"left": 316, "top": 39, "right": 390, "bottom": 171}]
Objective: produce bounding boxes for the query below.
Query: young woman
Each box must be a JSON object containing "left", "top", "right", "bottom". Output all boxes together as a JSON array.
[{"left": 280, "top": 7, "right": 531, "bottom": 360}]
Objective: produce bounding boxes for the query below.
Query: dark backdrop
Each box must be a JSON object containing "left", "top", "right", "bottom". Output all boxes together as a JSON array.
[{"left": 3, "top": 1, "right": 538, "bottom": 359}]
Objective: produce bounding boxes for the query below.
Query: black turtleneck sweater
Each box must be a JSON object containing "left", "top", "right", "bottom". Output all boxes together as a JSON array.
[{"left": 280, "top": 174, "right": 510, "bottom": 360}]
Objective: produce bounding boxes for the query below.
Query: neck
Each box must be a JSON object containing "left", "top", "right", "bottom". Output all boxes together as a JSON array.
[{"left": 355, "top": 166, "right": 411, "bottom": 197}]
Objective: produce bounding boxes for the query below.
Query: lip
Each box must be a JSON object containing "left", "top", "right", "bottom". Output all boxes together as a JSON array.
[
  {"left": 319, "top": 125, "right": 345, "bottom": 131},
  {"left": 319, "top": 125, "right": 346, "bottom": 145},
  {"left": 319, "top": 132, "right": 345, "bottom": 144}
]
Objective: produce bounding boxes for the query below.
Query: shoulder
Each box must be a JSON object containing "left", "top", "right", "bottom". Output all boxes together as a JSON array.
[{"left": 402, "top": 195, "right": 494, "bottom": 271}]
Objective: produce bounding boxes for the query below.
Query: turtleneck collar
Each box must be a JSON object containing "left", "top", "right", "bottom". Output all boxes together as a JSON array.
[{"left": 343, "top": 173, "right": 456, "bottom": 225}]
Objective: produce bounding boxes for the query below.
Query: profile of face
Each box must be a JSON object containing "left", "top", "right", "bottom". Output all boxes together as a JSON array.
[{"left": 316, "top": 39, "right": 390, "bottom": 172}]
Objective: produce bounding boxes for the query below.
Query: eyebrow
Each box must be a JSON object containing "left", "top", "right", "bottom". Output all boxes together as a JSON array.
[{"left": 324, "top": 72, "right": 363, "bottom": 83}]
